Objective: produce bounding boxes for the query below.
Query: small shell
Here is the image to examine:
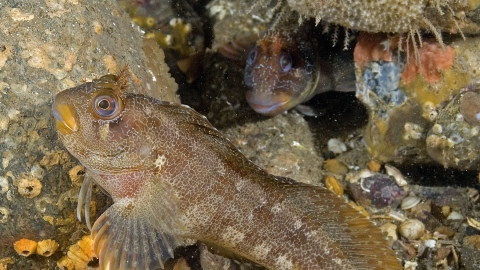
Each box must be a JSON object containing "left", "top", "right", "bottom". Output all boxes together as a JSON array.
[
  {"left": 17, "top": 178, "right": 42, "bottom": 198},
  {"left": 323, "top": 159, "right": 349, "bottom": 175},
  {"left": 36, "top": 239, "right": 59, "bottom": 257},
  {"left": 13, "top": 239, "right": 37, "bottom": 256},
  {"left": 447, "top": 211, "right": 464, "bottom": 220},
  {"left": 327, "top": 138, "right": 347, "bottom": 154},
  {"left": 324, "top": 175, "right": 344, "bottom": 196},
  {"left": 463, "top": 235, "right": 480, "bottom": 250},
  {"left": 398, "top": 219, "right": 425, "bottom": 240},
  {"left": 385, "top": 164, "right": 408, "bottom": 187},
  {"left": 367, "top": 160, "right": 382, "bottom": 172},
  {"left": 424, "top": 239, "right": 436, "bottom": 248},
  {"left": 401, "top": 195, "right": 421, "bottom": 210},
  {"left": 379, "top": 222, "right": 398, "bottom": 242},
  {"left": 467, "top": 217, "right": 480, "bottom": 230}
]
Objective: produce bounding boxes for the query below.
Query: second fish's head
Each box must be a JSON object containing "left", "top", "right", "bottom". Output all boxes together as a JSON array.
[{"left": 244, "top": 32, "right": 320, "bottom": 116}]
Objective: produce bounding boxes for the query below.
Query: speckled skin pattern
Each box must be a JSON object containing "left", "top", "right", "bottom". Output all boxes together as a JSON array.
[
  {"left": 243, "top": 29, "right": 326, "bottom": 115},
  {"left": 52, "top": 73, "right": 402, "bottom": 270}
]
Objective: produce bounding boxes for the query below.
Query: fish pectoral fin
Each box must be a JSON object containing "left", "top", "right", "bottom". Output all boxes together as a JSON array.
[
  {"left": 77, "top": 171, "right": 94, "bottom": 231},
  {"left": 91, "top": 200, "right": 181, "bottom": 270}
]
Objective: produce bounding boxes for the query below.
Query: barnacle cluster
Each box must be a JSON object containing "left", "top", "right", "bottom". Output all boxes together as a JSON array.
[
  {"left": 118, "top": 0, "right": 205, "bottom": 83},
  {"left": 354, "top": 32, "right": 479, "bottom": 166},
  {"left": 57, "top": 235, "right": 96, "bottom": 270},
  {"left": 13, "top": 238, "right": 59, "bottom": 257},
  {"left": 426, "top": 87, "right": 480, "bottom": 169}
]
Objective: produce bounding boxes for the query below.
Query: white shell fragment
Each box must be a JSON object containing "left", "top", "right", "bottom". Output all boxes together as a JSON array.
[
  {"left": 327, "top": 138, "right": 347, "bottom": 154},
  {"left": 467, "top": 217, "right": 480, "bottom": 230},
  {"left": 446, "top": 211, "right": 464, "bottom": 220},
  {"left": 401, "top": 195, "right": 421, "bottom": 210},
  {"left": 424, "top": 239, "right": 437, "bottom": 248},
  {"left": 385, "top": 164, "right": 408, "bottom": 187}
]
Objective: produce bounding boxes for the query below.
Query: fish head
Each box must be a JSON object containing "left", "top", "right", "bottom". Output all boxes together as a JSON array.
[
  {"left": 243, "top": 33, "right": 320, "bottom": 116},
  {"left": 52, "top": 73, "right": 158, "bottom": 174}
]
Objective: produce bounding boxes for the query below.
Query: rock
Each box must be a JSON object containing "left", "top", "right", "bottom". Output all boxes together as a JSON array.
[{"left": 0, "top": 0, "right": 177, "bottom": 268}]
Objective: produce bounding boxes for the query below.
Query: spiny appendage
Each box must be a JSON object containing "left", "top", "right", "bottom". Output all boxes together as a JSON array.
[
  {"left": 322, "top": 24, "right": 353, "bottom": 50},
  {"left": 77, "top": 172, "right": 93, "bottom": 231},
  {"left": 92, "top": 200, "right": 181, "bottom": 270},
  {"left": 278, "top": 179, "right": 402, "bottom": 270}
]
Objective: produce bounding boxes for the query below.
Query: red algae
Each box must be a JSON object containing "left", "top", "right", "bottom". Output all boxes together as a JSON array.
[
  {"left": 354, "top": 33, "right": 396, "bottom": 68},
  {"left": 401, "top": 40, "right": 456, "bottom": 84}
]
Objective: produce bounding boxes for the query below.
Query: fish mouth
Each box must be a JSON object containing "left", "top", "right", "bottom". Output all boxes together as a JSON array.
[
  {"left": 52, "top": 101, "right": 79, "bottom": 135},
  {"left": 248, "top": 100, "right": 289, "bottom": 115},
  {"left": 246, "top": 91, "right": 291, "bottom": 116}
]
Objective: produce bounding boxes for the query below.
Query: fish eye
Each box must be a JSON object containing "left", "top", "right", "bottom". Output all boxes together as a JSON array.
[
  {"left": 93, "top": 94, "right": 122, "bottom": 120},
  {"left": 247, "top": 46, "right": 258, "bottom": 65},
  {"left": 280, "top": 52, "right": 292, "bottom": 72}
]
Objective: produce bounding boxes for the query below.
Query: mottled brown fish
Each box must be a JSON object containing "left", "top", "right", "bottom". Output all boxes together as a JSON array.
[
  {"left": 243, "top": 26, "right": 356, "bottom": 116},
  {"left": 52, "top": 72, "right": 402, "bottom": 270}
]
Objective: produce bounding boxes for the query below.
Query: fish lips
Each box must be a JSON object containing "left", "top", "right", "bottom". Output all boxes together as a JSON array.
[
  {"left": 246, "top": 90, "right": 291, "bottom": 116},
  {"left": 52, "top": 98, "right": 79, "bottom": 135}
]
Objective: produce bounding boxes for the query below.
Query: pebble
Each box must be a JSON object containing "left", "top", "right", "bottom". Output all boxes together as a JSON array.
[
  {"left": 327, "top": 138, "right": 347, "bottom": 154},
  {"left": 398, "top": 219, "right": 425, "bottom": 240}
]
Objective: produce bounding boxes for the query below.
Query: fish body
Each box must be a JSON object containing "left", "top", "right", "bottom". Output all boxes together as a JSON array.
[
  {"left": 53, "top": 73, "right": 401, "bottom": 269},
  {"left": 243, "top": 25, "right": 356, "bottom": 116}
]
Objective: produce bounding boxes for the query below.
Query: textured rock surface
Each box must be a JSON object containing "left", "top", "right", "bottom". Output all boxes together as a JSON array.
[{"left": 0, "top": 0, "right": 177, "bottom": 268}]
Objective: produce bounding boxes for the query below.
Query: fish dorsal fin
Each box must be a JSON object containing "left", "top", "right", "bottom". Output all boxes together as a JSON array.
[
  {"left": 91, "top": 199, "right": 182, "bottom": 270},
  {"left": 275, "top": 177, "right": 402, "bottom": 270}
]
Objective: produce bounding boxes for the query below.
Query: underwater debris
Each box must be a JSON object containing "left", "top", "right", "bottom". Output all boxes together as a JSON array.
[{"left": 426, "top": 87, "right": 480, "bottom": 169}]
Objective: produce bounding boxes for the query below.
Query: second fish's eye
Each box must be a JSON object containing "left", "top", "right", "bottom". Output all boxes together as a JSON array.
[
  {"left": 94, "top": 95, "right": 120, "bottom": 119},
  {"left": 280, "top": 52, "right": 292, "bottom": 72},
  {"left": 247, "top": 46, "right": 258, "bottom": 65}
]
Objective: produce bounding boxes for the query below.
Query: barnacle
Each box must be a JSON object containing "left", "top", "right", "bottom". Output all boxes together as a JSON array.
[
  {"left": 57, "top": 256, "right": 75, "bottom": 270},
  {"left": 13, "top": 239, "right": 37, "bottom": 257},
  {"left": 17, "top": 178, "right": 42, "bottom": 198},
  {"left": 68, "top": 165, "right": 85, "bottom": 187},
  {"left": 460, "top": 91, "right": 480, "bottom": 126},
  {"left": 36, "top": 239, "right": 59, "bottom": 257},
  {"left": 0, "top": 207, "right": 12, "bottom": 223},
  {"left": 60, "top": 235, "right": 96, "bottom": 270}
]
